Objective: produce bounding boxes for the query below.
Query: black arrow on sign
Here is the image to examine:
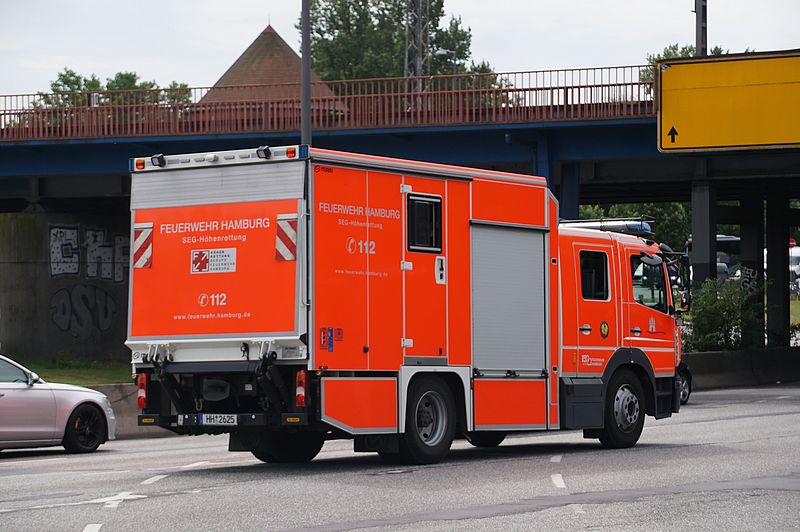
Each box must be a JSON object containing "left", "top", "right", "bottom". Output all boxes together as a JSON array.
[{"left": 668, "top": 126, "right": 679, "bottom": 143}]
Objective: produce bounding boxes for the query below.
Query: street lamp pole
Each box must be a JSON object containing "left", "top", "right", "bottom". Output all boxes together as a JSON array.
[
  {"left": 695, "top": 0, "right": 707, "bottom": 56},
  {"left": 301, "top": 0, "right": 312, "bottom": 145}
]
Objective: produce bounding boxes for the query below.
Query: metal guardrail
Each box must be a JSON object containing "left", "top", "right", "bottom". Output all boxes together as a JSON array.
[{"left": 0, "top": 65, "right": 656, "bottom": 142}]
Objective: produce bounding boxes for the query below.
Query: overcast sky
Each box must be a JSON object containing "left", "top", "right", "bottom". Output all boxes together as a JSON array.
[{"left": 1, "top": 0, "right": 798, "bottom": 94}]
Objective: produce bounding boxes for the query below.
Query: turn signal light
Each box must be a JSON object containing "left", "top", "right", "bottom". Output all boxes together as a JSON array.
[
  {"left": 295, "top": 369, "right": 307, "bottom": 408},
  {"left": 136, "top": 373, "right": 147, "bottom": 410}
]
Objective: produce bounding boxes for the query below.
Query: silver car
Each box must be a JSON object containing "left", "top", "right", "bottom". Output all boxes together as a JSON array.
[{"left": 0, "top": 354, "right": 116, "bottom": 453}]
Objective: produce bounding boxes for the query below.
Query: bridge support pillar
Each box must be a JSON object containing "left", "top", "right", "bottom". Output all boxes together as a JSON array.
[
  {"left": 766, "top": 187, "right": 790, "bottom": 347},
  {"left": 690, "top": 181, "right": 717, "bottom": 286},
  {"left": 739, "top": 193, "right": 765, "bottom": 348},
  {"left": 559, "top": 162, "right": 579, "bottom": 220}
]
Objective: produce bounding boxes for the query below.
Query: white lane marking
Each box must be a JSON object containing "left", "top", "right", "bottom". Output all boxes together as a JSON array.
[
  {"left": 83, "top": 525, "right": 103, "bottom": 532},
  {"left": 83, "top": 470, "right": 131, "bottom": 477},
  {"left": 776, "top": 395, "right": 792, "bottom": 400},
  {"left": 551, "top": 473, "right": 567, "bottom": 489},
  {"left": 140, "top": 474, "right": 168, "bottom": 485},
  {"left": 550, "top": 454, "right": 563, "bottom": 463},
  {"left": 180, "top": 461, "right": 210, "bottom": 469},
  {"left": 0, "top": 457, "right": 66, "bottom": 466},
  {"left": 89, "top": 492, "right": 147, "bottom": 509}
]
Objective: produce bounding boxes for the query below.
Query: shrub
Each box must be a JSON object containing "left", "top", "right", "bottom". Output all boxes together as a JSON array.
[{"left": 683, "top": 278, "right": 762, "bottom": 352}]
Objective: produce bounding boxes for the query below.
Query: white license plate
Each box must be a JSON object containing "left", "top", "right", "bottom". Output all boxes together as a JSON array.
[{"left": 201, "top": 414, "right": 238, "bottom": 426}]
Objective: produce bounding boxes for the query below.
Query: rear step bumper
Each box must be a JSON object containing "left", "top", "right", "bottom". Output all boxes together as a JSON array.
[{"left": 138, "top": 413, "right": 307, "bottom": 430}]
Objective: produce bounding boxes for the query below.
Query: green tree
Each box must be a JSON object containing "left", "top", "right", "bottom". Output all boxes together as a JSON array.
[
  {"left": 579, "top": 204, "right": 605, "bottom": 220},
  {"left": 640, "top": 43, "right": 729, "bottom": 85},
  {"left": 608, "top": 202, "right": 690, "bottom": 251},
  {"left": 303, "top": 0, "right": 491, "bottom": 80},
  {"left": 25, "top": 68, "right": 191, "bottom": 133}
]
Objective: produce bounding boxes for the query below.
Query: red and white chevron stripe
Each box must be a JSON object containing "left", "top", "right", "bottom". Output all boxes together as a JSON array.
[
  {"left": 275, "top": 216, "right": 298, "bottom": 261},
  {"left": 133, "top": 223, "right": 153, "bottom": 269}
]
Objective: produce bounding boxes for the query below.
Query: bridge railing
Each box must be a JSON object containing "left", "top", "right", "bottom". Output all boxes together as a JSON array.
[{"left": 0, "top": 65, "right": 656, "bottom": 142}]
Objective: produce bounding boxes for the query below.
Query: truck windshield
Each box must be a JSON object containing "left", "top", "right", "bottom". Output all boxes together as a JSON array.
[{"left": 630, "top": 255, "right": 669, "bottom": 313}]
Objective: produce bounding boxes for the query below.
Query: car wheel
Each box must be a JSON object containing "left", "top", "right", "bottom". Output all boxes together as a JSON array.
[
  {"left": 398, "top": 376, "right": 455, "bottom": 465},
  {"left": 678, "top": 371, "right": 692, "bottom": 405},
  {"left": 250, "top": 431, "right": 324, "bottom": 463},
  {"left": 598, "top": 370, "right": 645, "bottom": 449},
  {"left": 466, "top": 431, "right": 506, "bottom": 448},
  {"left": 63, "top": 404, "right": 106, "bottom": 453}
]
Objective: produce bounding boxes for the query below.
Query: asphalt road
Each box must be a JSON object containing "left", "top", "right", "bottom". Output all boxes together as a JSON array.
[{"left": 1, "top": 384, "right": 799, "bottom": 532}]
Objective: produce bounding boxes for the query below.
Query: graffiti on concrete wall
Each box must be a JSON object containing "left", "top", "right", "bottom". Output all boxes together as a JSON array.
[
  {"left": 49, "top": 225, "right": 129, "bottom": 282},
  {"left": 48, "top": 225, "right": 129, "bottom": 340},
  {"left": 50, "top": 285, "right": 118, "bottom": 339}
]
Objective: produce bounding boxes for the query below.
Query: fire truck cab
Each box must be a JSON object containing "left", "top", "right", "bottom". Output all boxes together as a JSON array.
[{"left": 128, "top": 146, "right": 682, "bottom": 464}]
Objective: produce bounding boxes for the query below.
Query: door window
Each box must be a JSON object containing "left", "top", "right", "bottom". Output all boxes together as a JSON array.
[
  {"left": 0, "top": 360, "right": 27, "bottom": 383},
  {"left": 407, "top": 195, "right": 442, "bottom": 253},
  {"left": 630, "top": 256, "right": 668, "bottom": 313},
  {"left": 579, "top": 251, "right": 609, "bottom": 300}
]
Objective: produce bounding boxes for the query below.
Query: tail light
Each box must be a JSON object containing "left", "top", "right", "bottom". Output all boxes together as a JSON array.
[
  {"left": 136, "top": 373, "right": 147, "bottom": 410},
  {"left": 295, "top": 370, "right": 307, "bottom": 408}
]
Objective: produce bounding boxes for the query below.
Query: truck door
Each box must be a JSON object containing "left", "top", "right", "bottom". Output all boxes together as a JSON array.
[
  {"left": 625, "top": 251, "right": 676, "bottom": 375},
  {"left": 403, "top": 176, "right": 447, "bottom": 360},
  {"left": 573, "top": 242, "right": 619, "bottom": 376}
]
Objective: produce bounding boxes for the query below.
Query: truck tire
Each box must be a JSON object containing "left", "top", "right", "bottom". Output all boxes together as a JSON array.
[
  {"left": 398, "top": 376, "right": 455, "bottom": 465},
  {"left": 678, "top": 369, "right": 692, "bottom": 405},
  {"left": 466, "top": 431, "right": 506, "bottom": 448},
  {"left": 250, "top": 431, "right": 325, "bottom": 463},
  {"left": 62, "top": 404, "right": 106, "bottom": 453},
  {"left": 598, "top": 369, "right": 645, "bottom": 449}
]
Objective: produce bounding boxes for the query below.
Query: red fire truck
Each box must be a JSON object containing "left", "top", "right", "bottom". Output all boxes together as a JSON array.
[{"left": 129, "top": 145, "right": 683, "bottom": 464}]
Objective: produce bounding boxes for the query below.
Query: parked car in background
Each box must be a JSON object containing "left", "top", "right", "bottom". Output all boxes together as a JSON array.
[{"left": 0, "top": 354, "right": 116, "bottom": 453}]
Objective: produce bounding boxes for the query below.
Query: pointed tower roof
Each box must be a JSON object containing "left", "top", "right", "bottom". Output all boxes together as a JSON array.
[
  {"left": 201, "top": 25, "right": 335, "bottom": 103},
  {"left": 212, "top": 25, "right": 322, "bottom": 87}
]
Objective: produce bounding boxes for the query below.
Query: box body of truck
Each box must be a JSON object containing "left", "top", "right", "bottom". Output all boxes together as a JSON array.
[{"left": 128, "top": 146, "right": 681, "bottom": 464}]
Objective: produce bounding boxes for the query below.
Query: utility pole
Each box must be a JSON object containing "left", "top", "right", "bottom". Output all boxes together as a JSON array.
[
  {"left": 695, "top": 0, "right": 707, "bottom": 56},
  {"left": 404, "top": 0, "right": 431, "bottom": 79},
  {"left": 301, "top": 0, "right": 312, "bottom": 145}
]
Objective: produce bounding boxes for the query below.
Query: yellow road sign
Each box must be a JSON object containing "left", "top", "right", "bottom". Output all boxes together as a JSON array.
[{"left": 657, "top": 50, "right": 800, "bottom": 152}]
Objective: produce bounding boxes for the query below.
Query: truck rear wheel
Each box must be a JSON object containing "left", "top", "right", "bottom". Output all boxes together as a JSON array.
[
  {"left": 598, "top": 369, "right": 645, "bottom": 449},
  {"left": 250, "top": 431, "right": 325, "bottom": 463},
  {"left": 398, "top": 376, "right": 455, "bottom": 465}
]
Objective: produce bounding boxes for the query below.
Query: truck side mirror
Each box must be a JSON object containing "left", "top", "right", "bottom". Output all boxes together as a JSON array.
[{"left": 640, "top": 252, "right": 662, "bottom": 267}]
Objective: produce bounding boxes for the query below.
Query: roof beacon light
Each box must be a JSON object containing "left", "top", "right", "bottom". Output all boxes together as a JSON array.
[
  {"left": 150, "top": 154, "right": 166, "bottom": 167},
  {"left": 134, "top": 159, "right": 145, "bottom": 170},
  {"left": 286, "top": 147, "right": 297, "bottom": 158},
  {"left": 256, "top": 145, "right": 271, "bottom": 159}
]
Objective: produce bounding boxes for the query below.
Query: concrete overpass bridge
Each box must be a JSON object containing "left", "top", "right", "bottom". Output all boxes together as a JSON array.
[{"left": 0, "top": 64, "right": 798, "bottom": 360}]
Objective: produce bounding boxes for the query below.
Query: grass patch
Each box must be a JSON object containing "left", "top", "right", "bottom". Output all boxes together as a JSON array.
[
  {"left": 792, "top": 300, "right": 800, "bottom": 325},
  {"left": 30, "top": 360, "right": 132, "bottom": 386}
]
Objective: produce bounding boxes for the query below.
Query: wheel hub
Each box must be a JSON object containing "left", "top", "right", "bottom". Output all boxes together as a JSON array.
[
  {"left": 613, "top": 384, "right": 640, "bottom": 432},
  {"left": 415, "top": 391, "right": 446, "bottom": 447}
]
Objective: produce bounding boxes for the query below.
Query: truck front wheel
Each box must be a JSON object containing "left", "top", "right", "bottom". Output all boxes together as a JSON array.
[
  {"left": 598, "top": 369, "right": 645, "bottom": 449},
  {"left": 250, "top": 431, "right": 325, "bottom": 463},
  {"left": 398, "top": 376, "right": 455, "bottom": 465}
]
